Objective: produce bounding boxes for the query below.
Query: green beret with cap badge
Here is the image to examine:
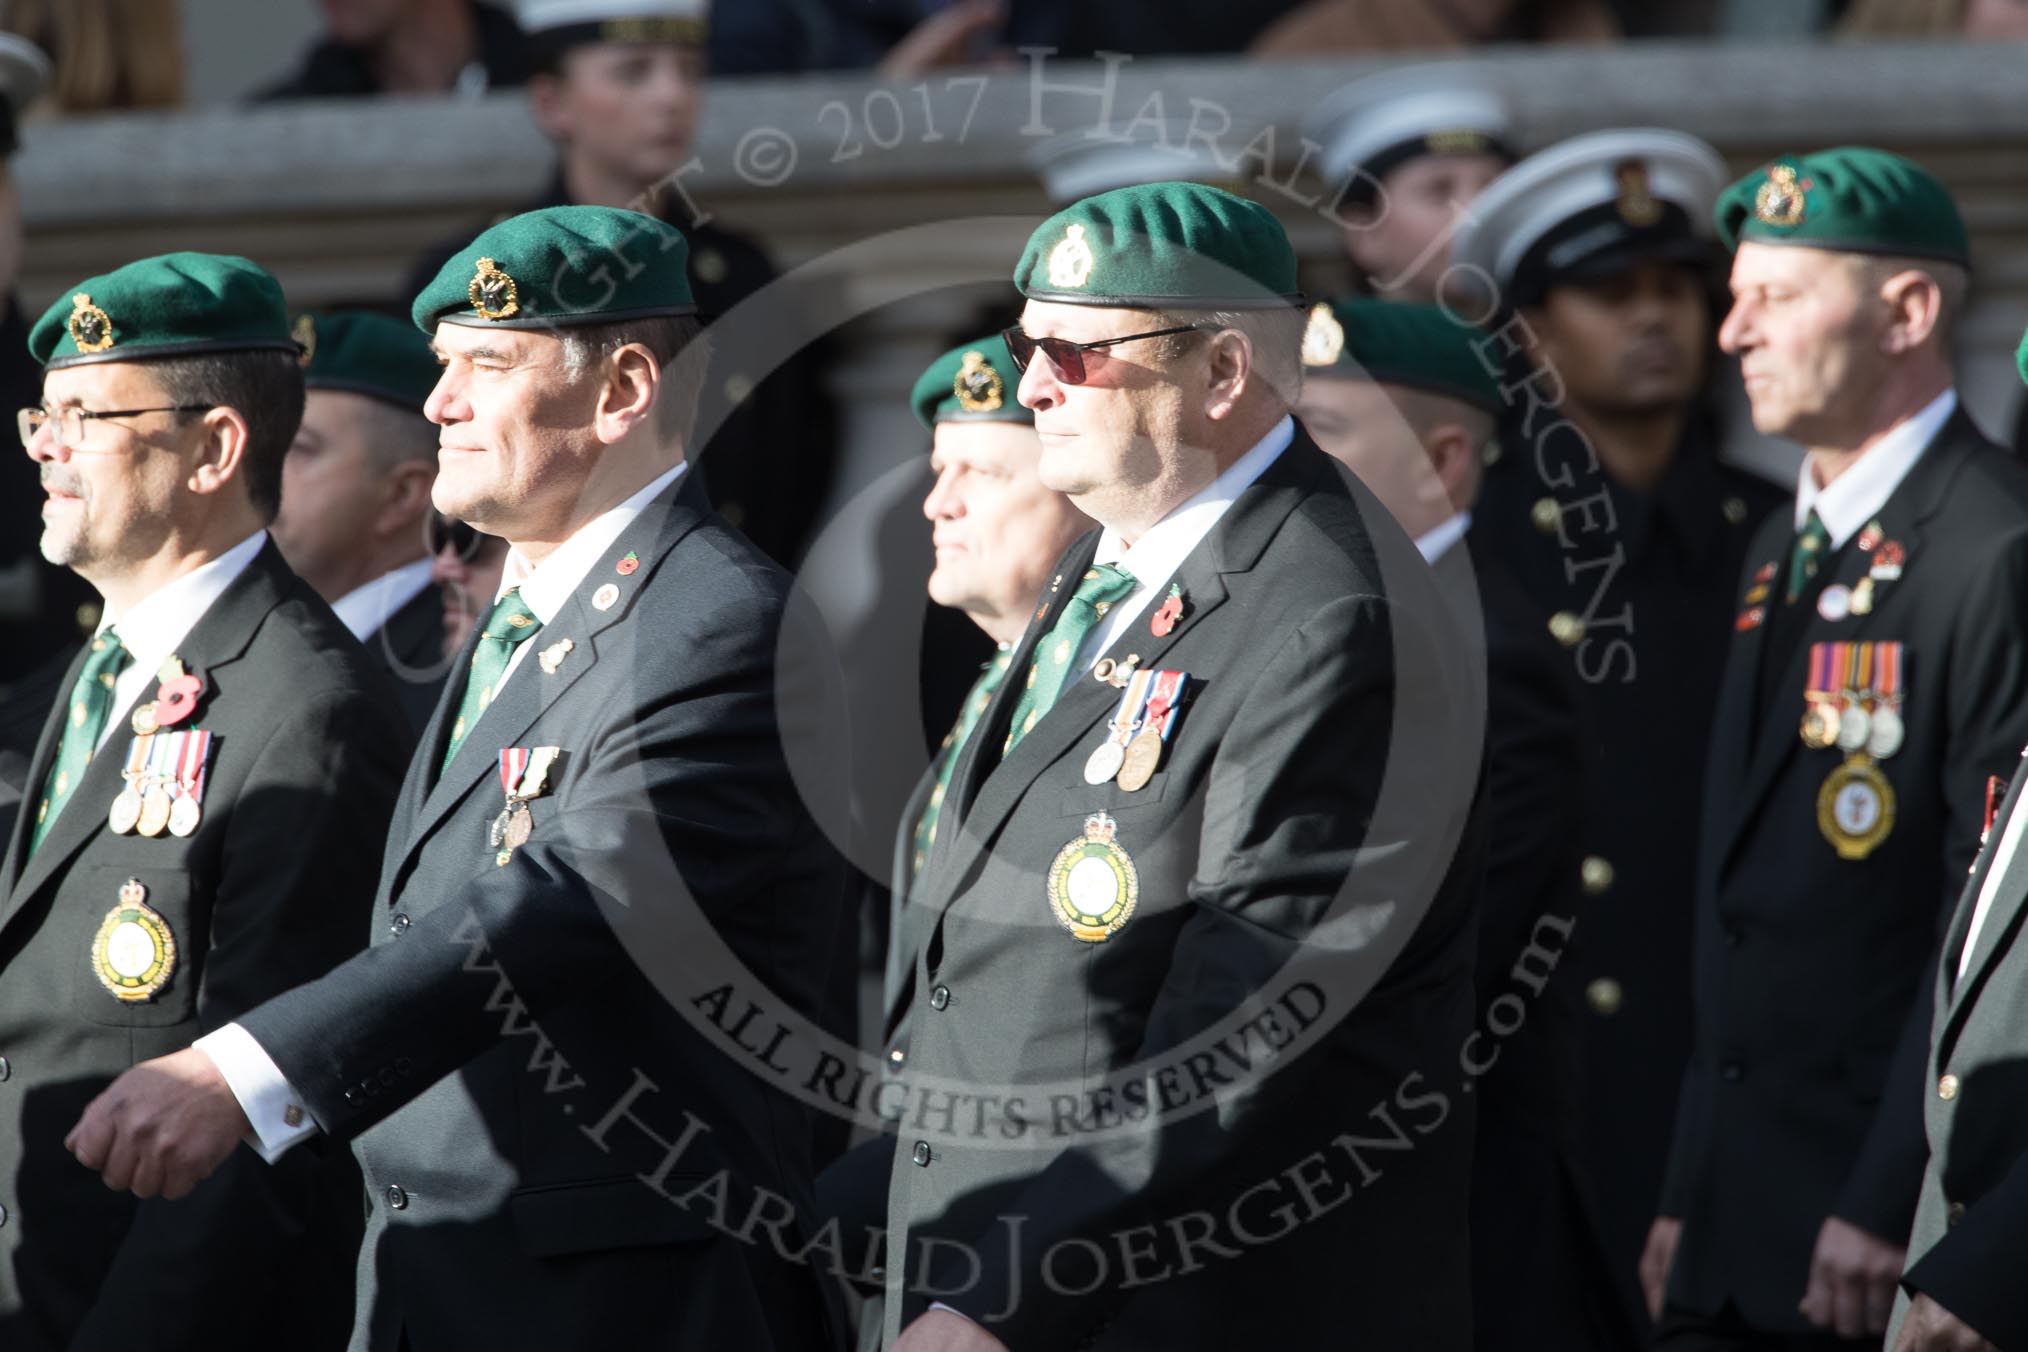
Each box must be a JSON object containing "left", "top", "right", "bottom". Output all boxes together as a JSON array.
[
  {"left": 1715, "top": 146, "right": 1968, "bottom": 266},
  {"left": 299, "top": 310, "right": 441, "bottom": 412},
  {"left": 1013, "top": 181, "right": 1301, "bottom": 311},
  {"left": 29, "top": 252, "right": 297, "bottom": 370},
  {"left": 411, "top": 204, "right": 695, "bottom": 334},
  {"left": 911, "top": 336, "right": 1031, "bottom": 430},
  {"left": 1300, "top": 297, "right": 1501, "bottom": 414}
]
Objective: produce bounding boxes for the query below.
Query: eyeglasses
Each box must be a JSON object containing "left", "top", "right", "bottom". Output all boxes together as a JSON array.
[
  {"left": 18, "top": 403, "right": 211, "bottom": 451},
  {"left": 427, "top": 513, "right": 483, "bottom": 562},
  {"left": 999, "top": 324, "right": 1206, "bottom": 385}
]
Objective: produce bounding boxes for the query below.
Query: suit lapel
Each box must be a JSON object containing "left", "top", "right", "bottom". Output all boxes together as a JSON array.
[
  {"left": 926, "top": 435, "right": 1326, "bottom": 907},
  {"left": 386, "top": 475, "right": 710, "bottom": 885},
  {"left": 1938, "top": 765, "right": 2028, "bottom": 1051},
  {"left": 0, "top": 542, "right": 289, "bottom": 927},
  {"left": 0, "top": 644, "right": 92, "bottom": 898}
]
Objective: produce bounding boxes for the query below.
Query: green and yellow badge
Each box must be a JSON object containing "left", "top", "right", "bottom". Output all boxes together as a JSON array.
[
  {"left": 1754, "top": 163, "right": 1809, "bottom": 228},
  {"left": 91, "top": 877, "right": 178, "bottom": 1003},
  {"left": 1048, "top": 811, "right": 1140, "bottom": 942},
  {"left": 1818, "top": 754, "right": 1896, "bottom": 861},
  {"left": 468, "top": 256, "right": 521, "bottom": 321},
  {"left": 1301, "top": 302, "right": 1345, "bottom": 368},
  {"left": 67, "top": 293, "right": 115, "bottom": 354},
  {"left": 954, "top": 349, "right": 1004, "bottom": 413}
]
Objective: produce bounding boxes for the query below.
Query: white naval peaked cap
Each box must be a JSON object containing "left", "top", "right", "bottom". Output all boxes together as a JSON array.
[
  {"left": 518, "top": 0, "right": 707, "bottom": 34},
  {"left": 1302, "top": 65, "right": 1513, "bottom": 197},
  {"left": 1028, "top": 123, "right": 1247, "bottom": 205},
  {"left": 1449, "top": 127, "right": 1728, "bottom": 307},
  {"left": 0, "top": 34, "right": 49, "bottom": 115}
]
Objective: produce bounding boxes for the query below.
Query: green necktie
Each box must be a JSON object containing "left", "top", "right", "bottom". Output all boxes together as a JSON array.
[
  {"left": 30, "top": 629, "right": 133, "bottom": 856},
  {"left": 910, "top": 649, "right": 1011, "bottom": 880},
  {"left": 441, "top": 588, "right": 543, "bottom": 773},
  {"left": 1002, "top": 563, "right": 1138, "bottom": 757},
  {"left": 1786, "top": 509, "right": 1830, "bottom": 604}
]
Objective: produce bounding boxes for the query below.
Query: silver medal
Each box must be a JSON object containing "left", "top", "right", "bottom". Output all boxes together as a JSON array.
[{"left": 1083, "top": 740, "right": 1127, "bottom": 785}]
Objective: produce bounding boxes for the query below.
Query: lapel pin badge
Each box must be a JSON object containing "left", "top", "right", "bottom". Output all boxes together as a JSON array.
[{"left": 537, "top": 638, "right": 575, "bottom": 675}]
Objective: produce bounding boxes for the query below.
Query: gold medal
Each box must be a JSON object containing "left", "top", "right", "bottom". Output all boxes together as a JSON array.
[
  {"left": 1116, "top": 728, "right": 1163, "bottom": 793},
  {"left": 1818, "top": 755, "right": 1896, "bottom": 860},
  {"left": 136, "top": 785, "right": 172, "bottom": 837},
  {"left": 1046, "top": 813, "right": 1139, "bottom": 942},
  {"left": 130, "top": 703, "right": 158, "bottom": 737},
  {"left": 504, "top": 803, "right": 533, "bottom": 850},
  {"left": 91, "top": 878, "right": 177, "bottom": 1002},
  {"left": 1800, "top": 704, "right": 1838, "bottom": 751}
]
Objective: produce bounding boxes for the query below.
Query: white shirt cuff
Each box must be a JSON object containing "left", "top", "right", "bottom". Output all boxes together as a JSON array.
[
  {"left": 193, "top": 1022, "right": 320, "bottom": 1164},
  {"left": 930, "top": 1302, "right": 974, "bottom": 1322}
]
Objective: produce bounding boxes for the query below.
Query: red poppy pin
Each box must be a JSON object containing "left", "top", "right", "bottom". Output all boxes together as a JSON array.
[
  {"left": 152, "top": 672, "right": 203, "bottom": 728},
  {"left": 615, "top": 551, "right": 640, "bottom": 576},
  {"left": 1150, "top": 584, "right": 1186, "bottom": 638}
]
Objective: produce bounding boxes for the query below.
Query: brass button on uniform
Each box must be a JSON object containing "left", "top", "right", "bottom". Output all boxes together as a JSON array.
[
  {"left": 1938, "top": 1073, "right": 1960, "bottom": 1101},
  {"left": 1585, "top": 978, "right": 1622, "bottom": 1016},
  {"left": 1549, "top": 612, "right": 1586, "bottom": 648},
  {"left": 889, "top": 1047, "right": 905, "bottom": 1065},
  {"left": 1580, "top": 856, "right": 1614, "bottom": 895},
  {"left": 1946, "top": 1201, "right": 1967, "bottom": 1227},
  {"left": 1530, "top": 497, "right": 1560, "bottom": 534}
]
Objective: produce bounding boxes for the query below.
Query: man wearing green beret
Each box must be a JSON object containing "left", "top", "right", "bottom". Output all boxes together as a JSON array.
[
  {"left": 1881, "top": 334, "right": 2028, "bottom": 1352},
  {"left": 881, "top": 182, "right": 1482, "bottom": 1351},
  {"left": 272, "top": 310, "right": 449, "bottom": 733},
  {"left": 0, "top": 252, "right": 408, "bottom": 1349},
  {"left": 1298, "top": 296, "right": 1628, "bottom": 1351},
  {"left": 68, "top": 206, "right": 851, "bottom": 1352},
  {"left": 1643, "top": 147, "right": 2028, "bottom": 1352}
]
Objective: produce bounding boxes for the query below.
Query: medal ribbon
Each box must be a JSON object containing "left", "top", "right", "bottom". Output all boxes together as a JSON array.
[
  {"left": 520, "top": 746, "right": 561, "bottom": 799},
  {"left": 122, "top": 732, "right": 152, "bottom": 785},
  {"left": 1107, "top": 669, "right": 1158, "bottom": 748},
  {"left": 1141, "top": 671, "right": 1191, "bottom": 742},
  {"left": 1874, "top": 642, "right": 1901, "bottom": 705},
  {"left": 498, "top": 747, "right": 531, "bottom": 799},
  {"left": 144, "top": 730, "right": 174, "bottom": 791},
  {"left": 1806, "top": 643, "right": 1834, "bottom": 701},
  {"left": 175, "top": 729, "right": 211, "bottom": 803},
  {"left": 1849, "top": 642, "right": 1872, "bottom": 709}
]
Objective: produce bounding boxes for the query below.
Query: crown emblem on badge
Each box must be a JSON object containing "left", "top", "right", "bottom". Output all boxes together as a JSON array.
[
  {"left": 67, "top": 293, "right": 115, "bottom": 354},
  {"left": 469, "top": 257, "right": 521, "bottom": 321},
  {"left": 953, "top": 349, "right": 1004, "bottom": 412},
  {"left": 1048, "top": 223, "right": 1095, "bottom": 289},
  {"left": 119, "top": 877, "right": 147, "bottom": 907},
  {"left": 1754, "top": 163, "right": 1809, "bottom": 228},
  {"left": 292, "top": 313, "right": 316, "bottom": 368},
  {"left": 1614, "top": 159, "right": 1663, "bottom": 227},
  {"left": 1301, "top": 302, "right": 1345, "bottom": 368}
]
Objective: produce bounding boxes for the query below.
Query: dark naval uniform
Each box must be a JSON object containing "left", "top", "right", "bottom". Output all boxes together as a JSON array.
[
  {"left": 1473, "top": 420, "right": 1785, "bottom": 1314},
  {"left": 405, "top": 173, "right": 837, "bottom": 568},
  {"left": 365, "top": 582, "right": 449, "bottom": 735}
]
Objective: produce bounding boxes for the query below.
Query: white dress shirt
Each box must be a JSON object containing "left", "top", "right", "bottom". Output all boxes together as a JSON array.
[
  {"left": 91, "top": 531, "right": 269, "bottom": 754},
  {"left": 1414, "top": 511, "right": 1471, "bottom": 566},
  {"left": 329, "top": 556, "right": 437, "bottom": 643},
  {"left": 1794, "top": 389, "right": 1955, "bottom": 549},
  {"left": 197, "top": 461, "right": 690, "bottom": 1162},
  {"left": 1072, "top": 416, "right": 1294, "bottom": 670}
]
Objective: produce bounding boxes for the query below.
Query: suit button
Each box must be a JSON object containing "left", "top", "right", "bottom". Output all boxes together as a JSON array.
[
  {"left": 343, "top": 1089, "right": 360, "bottom": 1105},
  {"left": 1947, "top": 1201, "right": 1967, "bottom": 1227},
  {"left": 389, "top": 913, "right": 411, "bottom": 937},
  {"left": 1721, "top": 1062, "right": 1744, "bottom": 1083},
  {"left": 888, "top": 1048, "right": 905, "bottom": 1065},
  {"left": 384, "top": 1184, "right": 408, "bottom": 1211},
  {"left": 0, "top": 1056, "right": 12, "bottom": 1081},
  {"left": 1938, "top": 1073, "right": 1960, "bottom": 1101},
  {"left": 929, "top": 985, "right": 951, "bottom": 1011},
  {"left": 1531, "top": 497, "right": 1560, "bottom": 534},
  {"left": 396, "top": 1057, "right": 413, "bottom": 1076},
  {"left": 870, "top": 1264, "right": 886, "bottom": 1281},
  {"left": 1580, "top": 856, "right": 1614, "bottom": 895},
  {"left": 1585, "top": 979, "right": 1622, "bottom": 1016},
  {"left": 911, "top": 1141, "right": 931, "bottom": 1168},
  {"left": 1548, "top": 611, "right": 1586, "bottom": 648}
]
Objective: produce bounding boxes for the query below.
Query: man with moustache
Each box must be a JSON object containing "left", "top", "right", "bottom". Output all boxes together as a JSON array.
[
  {"left": 406, "top": 0, "right": 835, "bottom": 566},
  {"left": 271, "top": 310, "right": 448, "bottom": 731},
  {"left": 1452, "top": 130, "right": 1787, "bottom": 1331},
  {"left": 64, "top": 207, "right": 851, "bottom": 1351},
  {"left": 0, "top": 252, "right": 405, "bottom": 1349},
  {"left": 1296, "top": 296, "right": 1627, "bottom": 1350},
  {"left": 881, "top": 182, "right": 1482, "bottom": 1352},
  {"left": 1643, "top": 148, "right": 2028, "bottom": 1350}
]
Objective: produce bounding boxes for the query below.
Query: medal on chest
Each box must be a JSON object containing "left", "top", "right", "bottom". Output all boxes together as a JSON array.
[
  {"left": 490, "top": 746, "right": 562, "bottom": 866},
  {"left": 91, "top": 877, "right": 178, "bottom": 1002},
  {"left": 1047, "top": 812, "right": 1140, "bottom": 942}
]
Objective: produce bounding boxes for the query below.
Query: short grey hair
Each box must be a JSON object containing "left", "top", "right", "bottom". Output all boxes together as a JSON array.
[
  {"left": 1156, "top": 306, "right": 1306, "bottom": 406},
  {"left": 555, "top": 313, "right": 711, "bottom": 443}
]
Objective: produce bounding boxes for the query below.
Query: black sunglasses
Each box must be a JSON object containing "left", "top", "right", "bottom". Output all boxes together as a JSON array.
[
  {"left": 999, "top": 324, "right": 1206, "bottom": 385},
  {"left": 427, "top": 514, "right": 483, "bottom": 562}
]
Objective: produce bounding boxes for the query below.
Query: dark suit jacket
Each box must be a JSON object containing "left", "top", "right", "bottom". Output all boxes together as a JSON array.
[
  {"left": 881, "top": 430, "right": 1485, "bottom": 1351},
  {"left": 362, "top": 579, "right": 449, "bottom": 735},
  {"left": 1662, "top": 412, "right": 2028, "bottom": 1329},
  {"left": 1438, "top": 542, "right": 1632, "bottom": 1352},
  {"left": 1893, "top": 744, "right": 2028, "bottom": 1350},
  {"left": 237, "top": 473, "right": 853, "bottom": 1352},
  {"left": 0, "top": 540, "right": 407, "bottom": 1352}
]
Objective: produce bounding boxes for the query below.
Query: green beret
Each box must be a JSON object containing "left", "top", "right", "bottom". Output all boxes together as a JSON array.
[
  {"left": 29, "top": 252, "right": 296, "bottom": 370},
  {"left": 1014, "top": 181, "right": 1300, "bottom": 310},
  {"left": 911, "top": 336, "right": 1030, "bottom": 430},
  {"left": 411, "top": 204, "right": 694, "bottom": 334},
  {"left": 1715, "top": 147, "right": 1968, "bottom": 266},
  {"left": 299, "top": 311, "right": 440, "bottom": 412},
  {"left": 1300, "top": 297, "right": 1500, "bottom": 414}
]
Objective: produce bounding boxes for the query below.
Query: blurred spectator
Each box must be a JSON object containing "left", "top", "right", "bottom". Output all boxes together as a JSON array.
[
  {"left": 1252, "top": 0, "right": 1619, "bottom": 55},
  {"left": 257, "top": 0, "right": 531, "bottom": 101},
  {"left": 0, "top": 32, "right": 94, "bottom": 774},
  {"left": 428, "top": 515, "right": 509, "bottom": 660},
  {"left": 1, "top": 0, "right": 182, "bottom": 112},
  {"left": 1840, "top": 0, "right": 2028, "bottom": 34}
]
